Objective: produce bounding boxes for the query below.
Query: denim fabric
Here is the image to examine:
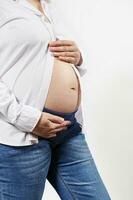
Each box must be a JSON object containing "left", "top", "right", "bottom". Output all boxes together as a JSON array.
[{"left": 0, "top": 107, "right": 111, "bottom": 200}]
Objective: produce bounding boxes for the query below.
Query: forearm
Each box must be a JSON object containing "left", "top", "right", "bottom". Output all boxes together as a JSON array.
[{"left": 0, "top": 78, "right": 42, "bottom": 132}]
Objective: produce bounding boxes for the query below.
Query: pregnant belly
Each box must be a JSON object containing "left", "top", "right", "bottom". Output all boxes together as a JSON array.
[{"left": 44, "top": 57, "right": 81, "bottom": 113}]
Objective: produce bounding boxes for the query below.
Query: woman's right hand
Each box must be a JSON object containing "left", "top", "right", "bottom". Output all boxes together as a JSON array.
[{"left": 32, "top": 112, "right": 71, "bottom": 138}]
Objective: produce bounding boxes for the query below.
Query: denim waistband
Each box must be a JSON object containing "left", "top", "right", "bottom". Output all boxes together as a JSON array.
[
  {"left": 42, "top": 106, "right": 78, "bottom": 126},
  {"left": 38, "top": 106, "right": 81, "bottom": 143}
]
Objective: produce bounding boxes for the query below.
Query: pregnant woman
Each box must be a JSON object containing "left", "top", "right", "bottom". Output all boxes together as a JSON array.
[{"left": 0, "top": 0, "right": 111, "bottom": 199}]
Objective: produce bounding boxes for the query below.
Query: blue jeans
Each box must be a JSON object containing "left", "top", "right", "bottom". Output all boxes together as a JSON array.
[{"left": 0, "top": 106, "right": 111, "bottom": 200}]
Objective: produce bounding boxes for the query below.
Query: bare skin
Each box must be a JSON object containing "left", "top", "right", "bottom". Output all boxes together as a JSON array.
[
  {"left": 44, "top": 58, "right": 81, "bottom": 112},
  {"left": 28, "top": 0, "right": 83, "bottom": 138}
]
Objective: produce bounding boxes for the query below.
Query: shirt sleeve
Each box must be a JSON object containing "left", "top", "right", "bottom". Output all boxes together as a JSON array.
[
  {"left": 0, "top": 78, "right": 42, "bottom": 132},
  {"left": 47, "top": 3, "right": 88, "bottom": 77},
  {"left": 75, "top": 45, "right": 88, "bottom": 77},
  {"left": 0, "top": 4, "right": 42, "bottom": 133}
]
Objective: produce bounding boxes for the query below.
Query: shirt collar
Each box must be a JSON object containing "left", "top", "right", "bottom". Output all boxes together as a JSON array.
[{"left": 16, "top": 0, "right": 52, "bottom": 22}]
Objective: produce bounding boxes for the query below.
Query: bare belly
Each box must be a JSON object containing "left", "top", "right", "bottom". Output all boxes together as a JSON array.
[{"left": 44, "top": 58, "right": 81, "bottom": 113}]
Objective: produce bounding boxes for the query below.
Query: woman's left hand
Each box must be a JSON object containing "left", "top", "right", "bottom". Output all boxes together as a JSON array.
[{"left": 48, "top": 40, "right": 83, "bottom": 66}]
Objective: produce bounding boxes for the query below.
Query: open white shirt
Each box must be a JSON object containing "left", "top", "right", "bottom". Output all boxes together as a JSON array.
[{"left": 0, "top": 0, "right": 88, "bottom": 146}]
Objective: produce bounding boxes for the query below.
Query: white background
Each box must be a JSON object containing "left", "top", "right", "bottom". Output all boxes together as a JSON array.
[{"left": 42, "top": 0, "right": 133, "bottom": 199}]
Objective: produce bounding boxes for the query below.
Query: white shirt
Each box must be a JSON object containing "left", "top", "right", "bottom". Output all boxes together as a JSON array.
[{"left": 0, "top": 0, "right": 88, "bottom": 146}]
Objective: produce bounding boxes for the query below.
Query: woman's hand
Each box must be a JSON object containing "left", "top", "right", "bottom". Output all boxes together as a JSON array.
[
  {"left": 32, "top": 112, "right": 71, "bottom": 139},
  {"left": 48, "top": 40, "right": 83, "bottom": 66}
]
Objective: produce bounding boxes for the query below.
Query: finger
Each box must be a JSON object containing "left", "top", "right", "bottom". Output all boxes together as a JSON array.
[
  {"left": 46, "top": 134, "right": 57, "bottom": 138},
  {"left": 49, "top": 40, "right": 75, "bottom": 47},
  {"left": 47, "top": 114, "right": 65, "bottom": 123},
  {"left": 49, "top": 126, "right": 67, "bottom": 134},
  {"left": 58, "top": 56, "right": 76, "bottom": 64},
  {"left": 53, "top": 51, "right": 78, "bottom": 58},
  {"left": 50, "top": 123, "right": 66, "bottom": 130},
  {"left": 61, "top": 120, "right": 72, "bottom": 126},
  {"left": 49, "top": 46, "right": 77, "bottom": 52},
  {"left": 50, "top": 120, "right": 71, "bottom": 130}
]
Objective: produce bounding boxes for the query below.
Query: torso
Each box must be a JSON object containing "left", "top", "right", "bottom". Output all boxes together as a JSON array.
[
  {"left": 24, "top": 1, "right": 82, "bottom": 113},
  {"left": 44, "top": 58, "right": 81, "bottom": 113}
]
